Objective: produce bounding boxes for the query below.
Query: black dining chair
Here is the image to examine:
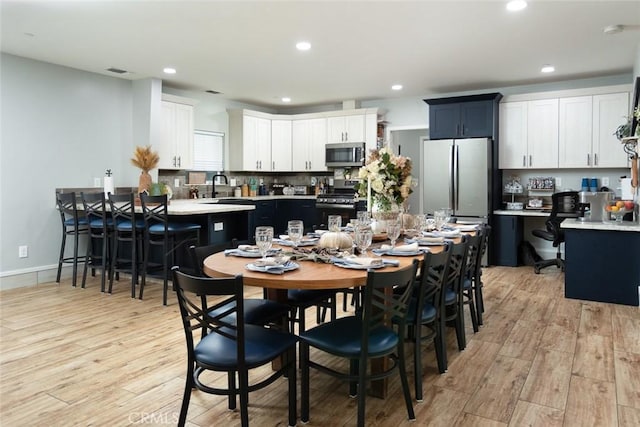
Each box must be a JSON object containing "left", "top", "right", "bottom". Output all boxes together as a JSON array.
[
  {"left": 55, "top": 192, "right": 89, "bottom": 287},
  {"left": 403, "top": 243, "right": 451, "bottom": 401},
  {"left": 172, "top": 267, "right": 298, "bottom": 427},
  {"left": 189, "top": 242, "right": 291, "bottom": 327},
  {"left": 461, "top": 232, "right": 483, "bottom": 333},
  {"left": 300, "top": 260, "right": 418, "bottom": 427},
  {"left": 442, "top": 237, "right": 469, "bottom": 360}
]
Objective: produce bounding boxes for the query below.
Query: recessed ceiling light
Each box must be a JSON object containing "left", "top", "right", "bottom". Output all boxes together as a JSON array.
[
  {"left": 506, "top": 0, "right": 527, "bottom": 11},
  {"left": 282, "top": 97, "right": 291, "bottom": 103},
  {"left": 163, "top": 67, "right": 176, "bottom": 74},
  {"left": 296, "top": 41, "right": 311, "bottom": 51},
  {"left": 541, "top": 65, "right": 555, "bottom": 73},
  {"left": 603, "top": 24, "right": 624, "bottom": 35},
  {"left": 391, "top": 84, "right": 403, "bottom": 91}
]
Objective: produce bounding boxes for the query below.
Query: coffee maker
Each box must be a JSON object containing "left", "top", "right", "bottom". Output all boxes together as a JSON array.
[{"left": 578, "top": 191, "right": 613, "bottom": 222}]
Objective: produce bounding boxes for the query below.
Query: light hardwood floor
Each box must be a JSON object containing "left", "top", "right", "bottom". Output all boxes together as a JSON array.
[{"left": 1, "top": 266, "right": 639, "bottom": 426}]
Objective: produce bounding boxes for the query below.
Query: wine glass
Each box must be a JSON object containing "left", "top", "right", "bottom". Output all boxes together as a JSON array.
[
  {"left": 255, "top": 226, "right": 274, "bottom": 259},
  {"left": 287, "top": 220, "right": 304, "bottom": 248},
  {"left": 387, "top": 219, "right": 402, "bottom": 249},
  {"left": 328, "top": 215, "right": 342, "bottom": 232},
  {"left": 355, "top": 226, "right": 373, "bottom": 256},
  {"left": 356, "top": 210, "right": 371, "bottom": 227},
  {"left": 434, "top": 209, "right": 446, "bottom": 231}
]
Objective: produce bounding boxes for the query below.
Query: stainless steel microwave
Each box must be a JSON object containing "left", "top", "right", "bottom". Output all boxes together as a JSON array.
[{"left": 325, "top": 142, "right": 366, "bottom": 167}]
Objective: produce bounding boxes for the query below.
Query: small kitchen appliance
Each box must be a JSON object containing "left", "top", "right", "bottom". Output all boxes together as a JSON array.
[{"left": 578, "top": 191, "right": 614, "bottom": 222}]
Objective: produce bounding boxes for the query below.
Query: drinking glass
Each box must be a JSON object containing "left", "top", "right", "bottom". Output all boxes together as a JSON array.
[
  {"left": 434, "top": 209, "right": 447, "bottom": 231},
  {"left": 356, "top": 210, "right": 371, "bottom": 227},
  {"left": 387, "top": 219, "right": 402, "bottom": 249},
  {"left": 287, "top": 220, "right": 304, "bottom": 248},
  {"left": 255, "top": 226, "right": 274, "bottom": 259},
  {"left": 328, "top": 215, "right": 342, "bottom": 232},
  {"left": 442, "top": 208, "right": 453, "bottom": 225},
  {"left": 355, "top": 226, "right": 373, "bottom": 256}
]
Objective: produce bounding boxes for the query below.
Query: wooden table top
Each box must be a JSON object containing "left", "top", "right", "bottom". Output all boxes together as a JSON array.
[{"left": 202, "top": 235, "right": 458, "bottom": 290}]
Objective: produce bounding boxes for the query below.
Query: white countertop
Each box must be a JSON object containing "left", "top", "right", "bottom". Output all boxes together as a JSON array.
[
  {"left": 561, "top": 219, "right": 640, "bottom": 232},
  {"left": 166, "top": 200, "right": 255, "bottom": 215},
  {"left": 493, "top": 209, "right": 549, "bottom": 217}
]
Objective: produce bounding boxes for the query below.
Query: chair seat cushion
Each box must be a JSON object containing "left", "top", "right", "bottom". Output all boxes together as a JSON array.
[
  {"left": 208, "top": 299, "right": 290, "bottom": 326},
  {"left": 405, "top": 298, "right": 437, "bottom": 324},
  {"left": 149, "top": 222, "right": 201, "bottom": 234},
  {"left": 287, "top": 289, "right": 334, "bottom": 307},
  {"left": 89, "top": 218, "right": 114, "bottom": 229},
  {"left": 299, "top": 316, "right": 398, "bottom": 358},
  {"left": 194, "top": 324, "right": 297, "bottom": 370},
  {"left": 445, "top": 288, "right": 456, "bottom": 305},
  {"left": 532, "top": 229, "right": 554, "bottom": 241},
  {"left": 65, "top": 218, "right": 88, "bottom": 226},
  {"left": 115, "top": 219, "right": 145, "bottom": 231},
  {"left": 462, "top": 277, "right": 472, "bottom": 290}
]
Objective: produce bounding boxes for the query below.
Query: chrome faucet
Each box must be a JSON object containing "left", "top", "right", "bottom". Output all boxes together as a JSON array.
[{"left": 212, "top": 174, "right": 228, "bottom": 198}]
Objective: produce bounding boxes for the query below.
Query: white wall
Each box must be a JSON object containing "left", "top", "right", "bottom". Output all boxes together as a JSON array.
[{"left": 0, "top": 53, "right": 134, "bottom": 286}]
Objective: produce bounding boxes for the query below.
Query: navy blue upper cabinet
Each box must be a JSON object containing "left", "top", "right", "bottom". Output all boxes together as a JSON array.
[{"left": 425, "top": 93, "right": 502, "bottom": 140}]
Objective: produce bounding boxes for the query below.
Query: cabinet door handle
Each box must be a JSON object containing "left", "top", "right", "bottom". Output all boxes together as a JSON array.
[
  {"left": 523, "top": 155, "right": 526, "bottom": 167},
  {"left": 272, "top": 161, "right": 275, "bottom": 170},
  {"left": 308, "top": 160, "right": 311, "bottom": 170},
  {"left": 456, "top": 124, "right": 460, "bottom": 136},
  {"left": 529, "top": 155, "right": 532, "bottom": 167},
  {"left": 177, "top": 156, "right": 181, "bottom": 168},
  {"left": 594, "top": 153, "right": 598, "bottom": 166},
  {"left": 256, "top": 160, "right": 259, "bottom": 170},
  {"left": 587, "top": 154, "right": 591, "bottom": 166},
  {"left": 461, "top": 125, "right": 465, "bottom": 136}
]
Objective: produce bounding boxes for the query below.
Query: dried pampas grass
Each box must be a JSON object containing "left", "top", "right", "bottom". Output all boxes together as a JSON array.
[{"left": 131, "top": 145, "right": 159, "bottom": 172}]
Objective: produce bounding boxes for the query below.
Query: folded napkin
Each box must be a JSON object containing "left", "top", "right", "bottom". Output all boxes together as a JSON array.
[
  {"left": 253, "top": 256, "right": 290, "bottom": 267},
  {"left": 423, "top": 230, "right": 460, "bottom": 238},
  {"left": 238, "top": 244, "right": 259, "bottom": 252},
  {"left": 379, "top": 242, "right": 419, "bottom": 252}
]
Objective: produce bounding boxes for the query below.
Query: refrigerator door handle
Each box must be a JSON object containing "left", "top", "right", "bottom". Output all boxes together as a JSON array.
[
  {"left": 453, "top": 144, "right": 460, "bottom": 211},
  {"left": 449, "top": 144, "right": 455, "bottom": 210}
]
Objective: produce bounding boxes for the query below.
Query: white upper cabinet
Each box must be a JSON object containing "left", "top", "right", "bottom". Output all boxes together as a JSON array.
[
  {"left": 558, "top": 92, "right": 629, "bottom": 168},
  {"left": 158, "top": 101, "right": 194, "bottom": 169},
  {"left": 499, "top": 101, "right": 528, "bottom": 169},
  {"left": 592, "top": 92, "right": 630, "bottom": 168},
  {"left": 271, "top": 119, "right": 292, "bottom": 172},
  {"left": 229, "top": 110, "right": 272, "bottom": 171},
  {"left": 559, "top": 96, "right": 593, "bottom": 168},
  {"left": 292, "top": 118, "right": 327, "bottom": 171},
  {"left": 327, "top": 114, "right": 365, "bottom": 143},
  {"left": 499, "top": 99, "right": 558, "bottom": 169}
]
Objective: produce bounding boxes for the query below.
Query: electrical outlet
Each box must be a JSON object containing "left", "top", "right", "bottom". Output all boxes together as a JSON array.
[
  {"left": 602, "top": 177, "right": 609, "bottom": 187},
  {"left": 555, "top": 177, "right": 562, "bottom": 188},
  {"left": 94, "top": 177, "right": 101, "bottom": 187},
  {"left": 18, "top": 245, "right": 28, "bottom": 258},
  {"left": 174, "top": 178, "right": 180, "bottom": 188},
  {"left": 214, "top": 222, "right": 224, "bottom": 231}
]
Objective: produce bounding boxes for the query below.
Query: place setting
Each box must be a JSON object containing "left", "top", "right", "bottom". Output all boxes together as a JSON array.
[{"left": 244, "top": 226, "right": 300, "bottom": 274}]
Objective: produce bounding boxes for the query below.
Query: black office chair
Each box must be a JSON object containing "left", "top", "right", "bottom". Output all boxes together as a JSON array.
[{"left": 531, "top": 191, "right": 579, "bottom": 274}]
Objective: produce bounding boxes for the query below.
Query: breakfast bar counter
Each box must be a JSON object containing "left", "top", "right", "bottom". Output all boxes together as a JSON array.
[{"left": 561, "top": 219, "right": 640, "bottom": 306}]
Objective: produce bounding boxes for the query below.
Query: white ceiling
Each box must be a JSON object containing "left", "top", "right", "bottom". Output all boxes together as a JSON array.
[{"left": 2, "top": 1, "right": 639, "bottom": 108}]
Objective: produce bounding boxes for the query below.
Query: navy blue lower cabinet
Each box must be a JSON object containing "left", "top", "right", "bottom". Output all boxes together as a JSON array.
[
  {"left": 492, "top": 215, "right": 523, "bottom": 266},
  {"left": 564, "top": 228, "right": 640, "bottom": 306}
]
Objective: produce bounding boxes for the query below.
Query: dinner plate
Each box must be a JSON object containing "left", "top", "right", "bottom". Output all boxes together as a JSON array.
[
  {"left": 273, "top": 238, "right": 319, "bottom": 247},
  {"left": 245, "top": 261, "right": 299, "bottom": 274},
  {"left": 405, "top": 238, "right": 446, "bottom": 247},
  {"left": 332, "top": 261, "right": 387, "bottom": 270},
  {"left": 456, "top": 224, "right": 480, "bottom": 232},
  {"left": 225, "top": 248, "right": 281, "bottom": 258},
  {"left": 372, "top": 248, "right": 424, "bottom": 256}
]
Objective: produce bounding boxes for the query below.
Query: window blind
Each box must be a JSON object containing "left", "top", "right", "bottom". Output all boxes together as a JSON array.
[{"left": 193, "top": 130, "right": 224, "bottom": 171}]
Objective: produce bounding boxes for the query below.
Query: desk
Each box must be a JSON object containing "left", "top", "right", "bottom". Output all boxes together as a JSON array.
[{"left": 492, "top": 210, "right": 550, "bottom": 266}]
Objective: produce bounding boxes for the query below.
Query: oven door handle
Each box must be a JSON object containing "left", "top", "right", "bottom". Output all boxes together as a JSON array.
[{"left": 316, "top": 203, "right": 356, "bottom": 209}]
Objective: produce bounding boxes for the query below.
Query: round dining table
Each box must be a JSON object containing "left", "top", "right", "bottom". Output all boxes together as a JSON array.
[{"left": 202, "top": 239, "right": 454, "bottom": 399}]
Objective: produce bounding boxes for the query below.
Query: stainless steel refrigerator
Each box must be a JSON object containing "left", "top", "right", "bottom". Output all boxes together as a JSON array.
[{"left": 422, "top": 138, "right": 492, "bottom": 221}]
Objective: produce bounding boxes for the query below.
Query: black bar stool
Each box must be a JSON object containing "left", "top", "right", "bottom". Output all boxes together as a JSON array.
[
  {"left": 140, "top": 193, "right": 201, "bottom": 305},
  {"left": 55, "top": 192, "right": 89, "bottom": 287},
  {"left": 80, "top": 192, "right": 113, "bottom": 292},
  {"left": 108, "top": 192, "right": 145, "bottom": 297}
]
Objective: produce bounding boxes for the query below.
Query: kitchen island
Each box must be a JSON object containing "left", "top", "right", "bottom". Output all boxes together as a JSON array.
[{"left": 561, "top": 219, "right": 640, "bottom": 306}]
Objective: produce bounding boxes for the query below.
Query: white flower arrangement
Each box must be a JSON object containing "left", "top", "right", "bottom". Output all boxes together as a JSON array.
[{"left": 355, "top": 146, "right": 414, "bottom": 211}]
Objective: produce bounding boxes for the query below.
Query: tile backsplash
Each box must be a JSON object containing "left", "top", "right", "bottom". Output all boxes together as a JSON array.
[{"left": 158, "top": 170, "right": 334, "bottom": 199}]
